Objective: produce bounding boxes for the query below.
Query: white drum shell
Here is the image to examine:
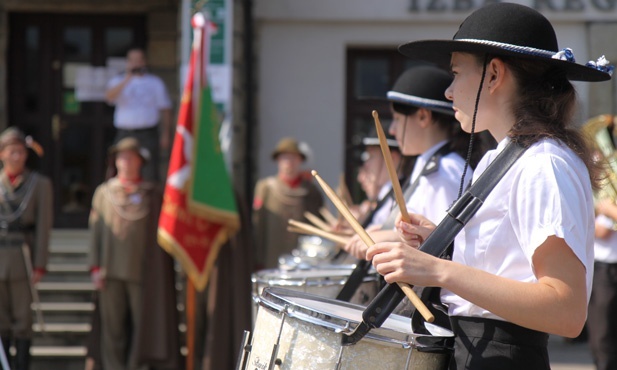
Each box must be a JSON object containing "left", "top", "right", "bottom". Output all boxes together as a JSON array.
[{"left": 247, "top": 288, "right": 420, "bottom": 370}]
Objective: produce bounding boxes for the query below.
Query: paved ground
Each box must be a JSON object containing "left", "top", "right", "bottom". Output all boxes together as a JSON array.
[{"left": 549, "top": 335, "right": 594, "bottom": 370}]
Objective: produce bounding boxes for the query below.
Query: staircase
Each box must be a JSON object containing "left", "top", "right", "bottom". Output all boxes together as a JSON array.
[{"left": 30, "top": 229, "right": 93, "bottom": 370}]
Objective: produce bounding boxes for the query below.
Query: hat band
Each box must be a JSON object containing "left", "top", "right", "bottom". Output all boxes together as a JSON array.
[
  {"left": 362, "top": 138, "right": 399, "bottom": 148},
  {"left": 456, "top": 39, "right": 614, "bottom": 75},
  {"left": 387, "top": 91, "right": 453, "bottom": 111},
  {"left": 456, "top": 38, "right": 557, "bottom": 58}
]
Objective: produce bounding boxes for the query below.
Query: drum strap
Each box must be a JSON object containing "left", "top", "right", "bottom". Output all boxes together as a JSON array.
[{"left": 344, "top": 139, "right": 527, "bottom": 345}]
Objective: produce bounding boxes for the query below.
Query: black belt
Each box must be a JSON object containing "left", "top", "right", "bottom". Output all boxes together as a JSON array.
[{"left": 450, "top": 316, "right": 548, "bottom": 347}]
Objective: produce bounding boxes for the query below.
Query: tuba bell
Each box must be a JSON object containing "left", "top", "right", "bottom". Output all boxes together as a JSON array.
[{"left": 582, "top": 114, "right": 617, "bottom": 214}]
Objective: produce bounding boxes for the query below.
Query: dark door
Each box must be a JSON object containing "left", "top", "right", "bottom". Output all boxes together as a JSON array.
[{"left": 8, "top": 13, "right": 146, "bottom": 228}]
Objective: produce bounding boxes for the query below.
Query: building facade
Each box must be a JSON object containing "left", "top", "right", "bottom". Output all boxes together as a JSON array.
[
  {"left": 0, "top": 0, "right": 180, "bottom": 227},
  {"left": 253, "top": 0, "right": 617, "bottom": 200}
]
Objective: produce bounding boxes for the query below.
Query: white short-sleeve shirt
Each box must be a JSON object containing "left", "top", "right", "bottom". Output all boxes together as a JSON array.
[
  {"left": 107, "top": 73, "right": 172, "bottom": 130},
  {"left": 441, "top": 137, "right": 595, "bottom": 320},
  {"left": 594, "top": 215, "right": 617, "bottom": 263},
  {"left": 367, "top": 182, "right": 394, "bottom": 228},
  {"left": 405, "top": 141, "right": 471, "bottom": 225}
]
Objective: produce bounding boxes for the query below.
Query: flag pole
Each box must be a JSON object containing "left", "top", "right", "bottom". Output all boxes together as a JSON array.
[{"left": 186, "top": 278, "right": 196, "bottom": 370}]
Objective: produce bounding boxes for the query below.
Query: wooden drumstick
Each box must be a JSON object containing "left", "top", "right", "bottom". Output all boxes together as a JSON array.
[
  {"left": 303, "top": 211, "right": 333, "bottom": 232},
  {"left": 373, "top": 110, "right": 410, "bottom": 223},
  {"left": 311, "top": 170, "right": 434, "bottom": 323},
  {"left": 320, "top": 207, "right": 338, "bottom": 225},
  {"left": 288, "top": 219, "right": 349, "bottom": 245}
]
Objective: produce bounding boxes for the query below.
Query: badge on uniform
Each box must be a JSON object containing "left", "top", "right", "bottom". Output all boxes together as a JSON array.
[{"left": 129, "top": 193, "right": 142, "bottom": 204}]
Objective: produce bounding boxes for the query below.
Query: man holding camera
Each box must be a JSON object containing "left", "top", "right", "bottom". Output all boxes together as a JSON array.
[{"left": 105, "top": 48, "right": 172, "bottom": 182}]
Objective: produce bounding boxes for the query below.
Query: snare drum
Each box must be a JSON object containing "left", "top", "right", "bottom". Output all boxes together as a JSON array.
[
  {"left": 252, "top": 266, "right": 379, "bottom": 306},
  {"left": 239, "top": 287, "right": 453, "bottom": 370}
]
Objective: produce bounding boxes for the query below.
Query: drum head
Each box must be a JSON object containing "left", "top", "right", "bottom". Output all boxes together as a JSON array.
[{"left": 259, "top": 287, "right": 450, "bottom": 347}]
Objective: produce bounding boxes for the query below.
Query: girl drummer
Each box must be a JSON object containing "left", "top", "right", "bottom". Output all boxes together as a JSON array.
[
  {"left": 367, "top": 3, "right": 613, "bottom": 369},
  {"left": 343, "top": 64, "right": 489, "bottom": 259}
]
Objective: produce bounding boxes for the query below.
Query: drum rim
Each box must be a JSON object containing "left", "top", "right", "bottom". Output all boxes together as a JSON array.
[
  {"left": 251, "top": 267, "right": 379, "bottom": 286},
  {"left": 258, "top": 287, "right": 452, "bottom": 349}
]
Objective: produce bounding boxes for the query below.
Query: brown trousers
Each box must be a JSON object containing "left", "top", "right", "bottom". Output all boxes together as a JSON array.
[
  {"left": 99, "top": 279, "right": 147, "bottom": 370},
  {"left": 0, "top": 279, "right": 32, "bottom": 338}
]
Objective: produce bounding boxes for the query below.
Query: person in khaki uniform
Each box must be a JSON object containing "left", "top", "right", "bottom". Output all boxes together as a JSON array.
[
  {"left": 0, "top": 127, "right": 52, "bottom": 370},
  {"left": 252, "top": 137, "right": 324, "bottom": 269},
  {"left": 89, "top": 137, "right": 168, "bottom": 370}
]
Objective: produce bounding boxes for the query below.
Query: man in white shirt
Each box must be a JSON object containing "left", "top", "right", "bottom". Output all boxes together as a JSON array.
[{"left": 105, "top": 48, "right": 172, "bottom": 182}]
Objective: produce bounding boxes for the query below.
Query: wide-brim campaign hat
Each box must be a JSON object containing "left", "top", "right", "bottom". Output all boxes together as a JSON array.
[
  {"left": 271, "top": 137, "right": 306, "bottom": 161},
  {"left": 0, "top": 127, "right": 45, "bottom": 157},
  {"left": 109, "top": 137, "right": 150, "bottom": 163},
  {"left": 399, "top": 2, "right": 612, "bottom": 82},
  {"left": 387, "top": 65, "right": 454, "bottom": 116}
]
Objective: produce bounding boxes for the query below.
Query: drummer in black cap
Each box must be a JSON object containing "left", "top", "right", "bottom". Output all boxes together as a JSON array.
[
  {"left": 343, "top": 64, "right": 489, "bottom": 259},
  {"left": 367, "top": 3, "right": 613, "bottom": 369}
]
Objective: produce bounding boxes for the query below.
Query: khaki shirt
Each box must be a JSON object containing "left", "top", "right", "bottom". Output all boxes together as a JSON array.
[
  {"left": 89, "top": 178, "right": 160, "bottom": 283},
  {"left": 0, "top": 170, "right": 53, "bottom": 280},
  {"left": 252, "top": 176, "right": 324, "bottom": 269}
]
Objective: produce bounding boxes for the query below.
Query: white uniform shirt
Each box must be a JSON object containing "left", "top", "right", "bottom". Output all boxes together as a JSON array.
[
  {"left": 368, "top": 182, "right": 394, "bottom": 228},
  {"left": 107, "top": 73, "right": 172, "bottom": 130},
  {"left": 405, "top": 141, "right": 471, "bottom": 224},
  {"left": 441, "top": 137, "right": 595, "bottom": 320},
  {"left": 594, "top": 215, "right": 617, "bottom": 263}
]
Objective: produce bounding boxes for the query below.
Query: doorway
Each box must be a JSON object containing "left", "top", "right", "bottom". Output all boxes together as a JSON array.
[{"left": 8, "top": 13, "right": 146, "bottom": 228}]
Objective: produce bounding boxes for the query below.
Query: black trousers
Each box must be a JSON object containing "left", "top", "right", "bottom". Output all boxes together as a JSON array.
[
  {"left": 449, "top": 316, "right": 550, "bottom": 370},
  {"left": 587, "top": 261, "right": 617, "bottom": 370}
]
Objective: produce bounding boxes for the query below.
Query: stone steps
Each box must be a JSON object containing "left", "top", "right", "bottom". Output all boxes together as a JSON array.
[{"left": 29, "top": 229, "right": 92, "bottom": 370}]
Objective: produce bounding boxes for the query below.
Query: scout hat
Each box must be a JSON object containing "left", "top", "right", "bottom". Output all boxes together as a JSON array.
[
  {"left": 398, "top": 2, "right": 612, "bottom": 82},
  {"left": 0, "top": 127, "right": 44, "bottom": 157},
  {"left": 109, "top": 137, "right": 150, "bottom": 162},
  {"left": 387, "top": 65, "right": 455, "bottom": 116},
  {"left": 271, "top": 137, "right": 306, "bottom": 161}
]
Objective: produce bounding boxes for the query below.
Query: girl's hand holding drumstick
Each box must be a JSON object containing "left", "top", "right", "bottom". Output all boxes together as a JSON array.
[{"left": 311, "top": 170, "right": 434, "bottom": 323}]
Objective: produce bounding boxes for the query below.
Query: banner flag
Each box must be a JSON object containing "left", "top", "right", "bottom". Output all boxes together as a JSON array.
[{"left": 158, "top": 12, "right": 239, "bottom": 291}]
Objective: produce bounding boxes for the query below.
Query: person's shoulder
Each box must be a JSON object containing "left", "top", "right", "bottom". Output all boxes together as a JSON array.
[
  {"left": 107, "top": 73, "right": 126, "bottom": 85},
  {"left": 144, "top": 73, "right": 165, "bottom": 84},
  {"left": 523, "top": 139, "right": 584, "bottom": 168},
  {"left": 438, "top": 152, "right": 469, "bottom": 179}
]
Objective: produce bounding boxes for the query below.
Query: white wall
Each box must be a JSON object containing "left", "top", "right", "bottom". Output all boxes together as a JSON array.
[{"left": 255, "top": 20, "right": 456, "bottom": 189}]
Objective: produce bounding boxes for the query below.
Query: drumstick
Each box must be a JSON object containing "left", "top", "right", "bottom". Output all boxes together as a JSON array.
[
  {"left": 303, "top": 211, "right": 333, "bottom": 232},
  {"left": 286, "top": 226, "right": 350, "bottom": 247},
  {"left": 373, "top": 110, "right": 410, "bottom": 223},
  {"left": 320, "top": 207, "right": 338, "bottom": 225},
  {"left": 311, "top": 170, "right": 434, "bottom": 323},
  {"left": 288, "top": 219, "right": 350, "bottom": 245}
]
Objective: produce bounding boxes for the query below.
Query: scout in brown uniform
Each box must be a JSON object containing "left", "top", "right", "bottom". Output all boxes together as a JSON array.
[
  {"left": 0, "top": 127, "right": 52, "bottom": 370},
  {"left": 89, "top": 137, "right": 179, "bottom": 370},
  {"left": 252, "top": 137, "right": 324, "bottom": 269}
]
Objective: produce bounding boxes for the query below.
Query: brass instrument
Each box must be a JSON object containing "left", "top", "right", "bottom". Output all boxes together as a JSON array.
[{"left": 582, "top": 114, "right": 617, "bottom": 225}]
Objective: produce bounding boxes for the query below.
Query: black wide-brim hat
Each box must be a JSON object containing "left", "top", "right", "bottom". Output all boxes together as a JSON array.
[
  {"left": 387, "top": 65, "right": 455, "bottom": 116},
  {"left": 399, "top": 2, "right": 612, "bottom": 82}
]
